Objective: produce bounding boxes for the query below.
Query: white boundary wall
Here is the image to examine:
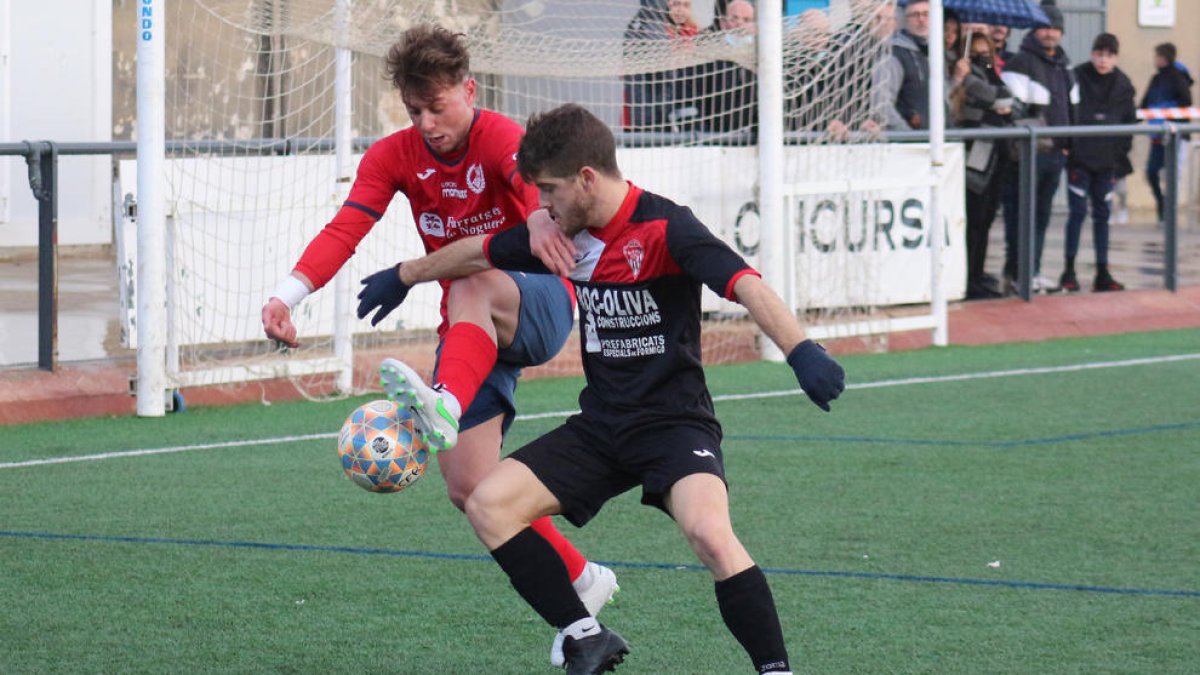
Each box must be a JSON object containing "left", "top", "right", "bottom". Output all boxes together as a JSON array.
[{"left": 116, "top": 142, "right": 965, "bottom": 350}]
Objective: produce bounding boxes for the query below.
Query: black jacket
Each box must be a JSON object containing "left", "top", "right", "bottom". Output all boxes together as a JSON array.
[
  {"left": 1002, "top": 33, "right": 1075, "bottom": 152},
  {"left": 1070, "top": 63, "right": 1137, "bottom": 173},
  {"left": 1140, "top": 63, "right": 1193, "bottom": 110}
]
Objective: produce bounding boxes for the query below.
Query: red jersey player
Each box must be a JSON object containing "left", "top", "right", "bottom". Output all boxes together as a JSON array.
[{"left": 260, "top": 26, "right": 616, "bottom": 663}]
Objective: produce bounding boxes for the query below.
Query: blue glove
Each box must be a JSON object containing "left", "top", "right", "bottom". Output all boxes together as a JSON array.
[
  {"left": 357, "top": 264, "right": 411, "bottom": 326},
  {"left": 787, "top": 340, "right": 845, "bottom": 412}
]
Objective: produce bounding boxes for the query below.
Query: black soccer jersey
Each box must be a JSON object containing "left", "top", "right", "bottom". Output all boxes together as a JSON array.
[{"left": 484, "top": 183, "right": 760, "bottom": 432}]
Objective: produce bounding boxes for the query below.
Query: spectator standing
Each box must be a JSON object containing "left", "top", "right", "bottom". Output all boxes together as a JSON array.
[
  {"left": 824, "top": 0, "right": 895, "bottom": 140},
  {"left": 623, "top": 0, "right": 701, "bottom": 132},
  {"left": 953, "top": 32, "right": 1014, "bottom": 299},
  {"left": 999, "top": 1, "right": 1074, "bottom": 294},
  {"left": 1060, "top": 33, "right": 1136, "bottom": 293},
  {"left": 876, "top": 0, "right": 931, "bottom": 130},
  {"left": 784, "top": 9, "right": 834, "bottom": 133},
  {"left": 700, "top": 0, "right": 757, "bottom": 136},
  {"left": 1140, "top": 42, "right": 1194, "bottom": 224}
]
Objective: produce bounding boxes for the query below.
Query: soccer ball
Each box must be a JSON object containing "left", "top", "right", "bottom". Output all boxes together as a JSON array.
[{"left": 337, "top": 400, "right": 430, "bottom": 493}]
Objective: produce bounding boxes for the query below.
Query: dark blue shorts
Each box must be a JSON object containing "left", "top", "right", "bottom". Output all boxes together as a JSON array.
[
  {"left": 509, "top": 416, "right": 727, "bottom": 527},
  {"left": 434, "top": 272, "right": 573, "bottom": 435}
]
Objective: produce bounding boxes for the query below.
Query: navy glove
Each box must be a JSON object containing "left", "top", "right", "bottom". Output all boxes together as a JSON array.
[
  {"left": 357, "top": 264, "right": 411, "bottom": 326},
  {"left": 787, "top": 340, "right": 845, "bottom": 412}
]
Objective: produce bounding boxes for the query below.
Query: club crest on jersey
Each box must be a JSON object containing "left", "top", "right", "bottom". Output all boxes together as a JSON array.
[
  {"left": 466, "top": 163, "right": 486, "bottom": 194},
  {"left": 418, "top": 212, "right": 445, "bottom": 237},
  {"left": 623, "top": 239, "right": 645, "bottom": 279}
]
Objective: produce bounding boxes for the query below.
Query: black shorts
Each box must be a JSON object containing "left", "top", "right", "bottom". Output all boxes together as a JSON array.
[{"left": 508, "top": 415, "right": 726, "bottom": 527}]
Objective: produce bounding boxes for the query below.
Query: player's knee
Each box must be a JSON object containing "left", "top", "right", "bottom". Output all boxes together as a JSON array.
[
  {"left": 463, "top": 477, "right": 508, "bottom": 535},
  {"left": 681, "top": 518, "right": 739, "bottom": 566},
  {"left": 446, "top": 275, "right": 479, "bottom": 302},
  {"left": 446, "top": 273, "right": 497, "bottom": 307},
  {"left": 444, "top": 483, "right": 470, "bottom": 512}
]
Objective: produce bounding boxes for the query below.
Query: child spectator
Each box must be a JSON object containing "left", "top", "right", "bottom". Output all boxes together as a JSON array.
[
  {"left": 1140, "top": 42, "right": 1193, "bottom": 225},
  {"left": 1061, "top": 33, "right": 1137, "bottom": 293}
]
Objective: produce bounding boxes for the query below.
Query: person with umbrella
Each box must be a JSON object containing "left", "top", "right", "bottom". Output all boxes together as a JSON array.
[{"left": 998, "top": 1, "right": 1073, "bottom": 294}]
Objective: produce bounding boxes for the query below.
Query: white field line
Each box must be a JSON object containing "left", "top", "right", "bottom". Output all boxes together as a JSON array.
[{"left": 3, "top": 352, "right": 1198, "bottom": 470}]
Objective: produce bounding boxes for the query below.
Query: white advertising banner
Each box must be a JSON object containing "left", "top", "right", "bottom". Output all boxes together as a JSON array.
[
  {"left": 117, "top": 143, "right": 965, "bottom": 348},
  {"left": 620, "top": 142, "right": 967, "bottom": 311}
]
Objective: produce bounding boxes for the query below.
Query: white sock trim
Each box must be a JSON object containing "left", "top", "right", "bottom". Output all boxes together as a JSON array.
[
  {"left": 270, "top": 275, "right": 310, "bottom": 310},
  {"left": 561, "top": 617, "right": 600, "bottom": 640}
]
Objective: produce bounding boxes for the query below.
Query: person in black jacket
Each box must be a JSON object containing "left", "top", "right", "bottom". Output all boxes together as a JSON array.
[
  {"left": 701, "top": 0, "right": 757, "bottom": 137},
  {"left": 1140, "top": 42, "right": 1194, "bottom": 224},
  {"left": 953, "top": 32, "right": 1014, "bottom": 299},
  {"left": 998, "top": 2, "right": 1074, "bottom": 294},
  {"left": 1060, "top": 33, "right": 1137, "bottom": 293}
]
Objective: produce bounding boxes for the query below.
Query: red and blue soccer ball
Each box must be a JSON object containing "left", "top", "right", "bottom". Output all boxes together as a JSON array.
[{"left": 337, "top": 400, "right": 430, "bottom": 493}]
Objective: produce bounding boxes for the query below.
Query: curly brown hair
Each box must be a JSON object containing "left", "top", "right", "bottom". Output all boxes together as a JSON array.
[
  {"left": 518, "top": 104, "right": 620, "bottom": 181},
  {"left": 384, "top": 24, "right": 470, "bottom": 96}
]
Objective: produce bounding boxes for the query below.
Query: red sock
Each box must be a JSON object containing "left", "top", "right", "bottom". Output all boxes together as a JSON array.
[
  {"left": 436, "top": 322, "right": 497, "bottom": 412},
  {"left": 530, "top": 516, "right": 587, "bottom": 581}
]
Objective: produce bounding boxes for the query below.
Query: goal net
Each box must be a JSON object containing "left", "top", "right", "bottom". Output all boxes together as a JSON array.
[{"left": 119, "top": 0, "right": 939, "bottom": 405}]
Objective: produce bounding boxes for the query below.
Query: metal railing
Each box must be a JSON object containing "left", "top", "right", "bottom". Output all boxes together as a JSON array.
[
  {"left": 3, "top": 123, "right": 1196, "bottom": 370},
  {"left": 885, "top": 123, "right": 1200, "bottom": 299}
]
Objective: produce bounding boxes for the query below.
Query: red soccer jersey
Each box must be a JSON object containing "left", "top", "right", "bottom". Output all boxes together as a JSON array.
[{"left": 292, "top": 108, "right": 540, "bottom": 332}]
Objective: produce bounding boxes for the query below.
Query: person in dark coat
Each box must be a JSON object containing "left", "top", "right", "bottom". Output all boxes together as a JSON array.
[
  {"left": 998, "top": 1, "right": 1074, "bottom": 294},
  {"left": 1140, "top": 42, "right": 1194, "bottom": 224},
  {"left": 1060, "top": 33, "right": 1137, "bottom": 293},
  {"left": 876, "top": 0, "right": 931, "bottom": 130},
  {"left": 952, "top": 32, "right": 1014, "bottom": 299},
  {"left": 700, "top": 0, "right": 757, "bottom": 137},
  {"left": 623, "top": 0, "right": 701, "bottom": 132}
]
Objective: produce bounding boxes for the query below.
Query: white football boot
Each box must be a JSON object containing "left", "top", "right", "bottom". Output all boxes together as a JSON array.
[
  {"left": 379, "top": 358, "right": 461, "bottom": 454},
  {"left": 550, "top": 562, "right": 620, "bottom": 667}
]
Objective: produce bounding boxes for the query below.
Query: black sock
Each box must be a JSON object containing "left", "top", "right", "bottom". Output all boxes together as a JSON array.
[
  {"left": 715, "top": 566, "right": 789, "bottom": 674},
  {"left": 490, "top": 527, "right": 590, "bottom": 629},
  {"left": 1064, "top": 256, "right": 1075, "bottom": 274}
]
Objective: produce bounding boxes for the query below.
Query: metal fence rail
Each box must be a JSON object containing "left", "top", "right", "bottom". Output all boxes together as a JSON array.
[{"left": 3, "top": 122, "right": 1198, "bottom": 370}]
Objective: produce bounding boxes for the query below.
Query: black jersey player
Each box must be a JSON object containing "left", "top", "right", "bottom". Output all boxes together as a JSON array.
[{"left": 357, "top": 103, "right": 845, "bottom": 675}]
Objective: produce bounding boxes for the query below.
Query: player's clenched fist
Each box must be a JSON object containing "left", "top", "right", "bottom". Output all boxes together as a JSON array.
[
  {"left": 357, "top": 263, "right": 412, "bottom": 326},
  {"left": 787, "top": 340, "right": 845, "bottom": 412},
  {"left": 262, "top": 298, "right": 300, "bottom": 349}
]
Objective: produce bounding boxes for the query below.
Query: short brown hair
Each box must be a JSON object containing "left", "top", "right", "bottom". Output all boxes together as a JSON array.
[
  {"left": 385, "top": 24, "right": 470, "bottom": 96},
  {"left": 518, "top": 104, "right": 620, "bottom": 181}
]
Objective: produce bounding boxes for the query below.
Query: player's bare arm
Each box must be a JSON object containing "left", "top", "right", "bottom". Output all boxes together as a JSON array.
[
  {"left": 733, "top": 274, "right": 806, "bottom": 355},
  {"left": 399, "top": 235, "right": 492, "bottom": 286},
  {"left": 261, "top": 271, "right": 316, "bottom": 348},
  {"left": 734, "top": 273, "right": 846, "bottom": 412},
  {"left": 355, "top": 235, "right": 493, "bottom": 326}
]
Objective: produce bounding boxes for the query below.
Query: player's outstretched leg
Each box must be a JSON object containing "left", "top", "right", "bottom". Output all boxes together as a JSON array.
[
  {"left": 380, "top": 357, "right": 462, "bottom": 453},
  {"left": 380, "top": 320, "right": 498, "bottom": 452},
  {"left": 669, "top": 473, "right": 791, "bottom": 674}
]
